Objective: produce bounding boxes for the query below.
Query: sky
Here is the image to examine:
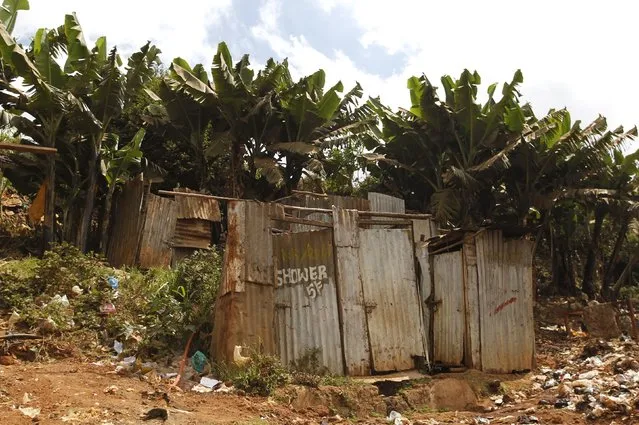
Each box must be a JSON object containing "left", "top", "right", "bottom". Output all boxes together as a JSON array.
[{"left": 13, "top": 0, "right": 639, "bottom": 151}]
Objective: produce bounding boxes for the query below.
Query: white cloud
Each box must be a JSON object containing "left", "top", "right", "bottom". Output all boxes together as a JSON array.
[
  {"left": 316, "top": 0, "right": 639, "bottom": 150},
  {"left": 13, "top": 0, "right": 639, "bottom": 152},
  {"left": 13, "top": 0, "right": 233, "bottom": 66},
  {"left": 252, "top": 0, "right": 411, "bottom": 107}
]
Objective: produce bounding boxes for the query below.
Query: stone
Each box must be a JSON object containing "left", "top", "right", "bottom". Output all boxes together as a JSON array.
[
  {"left": 582, "top": 303, "right": 621, "bottom": 338},
  {"left": 429, "top": 379, "right": 478, "bottom": 411}
]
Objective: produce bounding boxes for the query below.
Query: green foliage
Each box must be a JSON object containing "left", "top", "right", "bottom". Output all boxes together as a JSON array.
[
  {"left": 34, "top": 243, "right": 111, "bottom": 294},
  {"left": 0, "top": 247, "right": 223, "bottom": 358},
  {"left": 230, "top": 353, "right": 290, "bottom": 396},
  {"left": 109, "top": 249, "right": 222, "bottom": 356}
]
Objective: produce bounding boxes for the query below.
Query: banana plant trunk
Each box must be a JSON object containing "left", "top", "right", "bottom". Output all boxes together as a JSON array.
[
  {"left": 99, "top": 183, "right": 117, "bottom": 254},
  {"left": 43, "top": 155, "right": 56, "bottom": 250},
  {"left": 582, "top": 206, "right": 606, "bottom": 299},
  {"left": 602, "top": 216, "right": 630, "bottom": 299},
  {"left": 76, "top": 152, "right": 98, "bottom": 252}
]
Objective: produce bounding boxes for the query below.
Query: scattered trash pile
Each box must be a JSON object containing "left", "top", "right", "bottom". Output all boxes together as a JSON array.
[
  {"left": 109, "top": 344, "right": 233, "bottom": 395},
  {"left": 531, "top": 336, "right": 639, "bottom": 420}
]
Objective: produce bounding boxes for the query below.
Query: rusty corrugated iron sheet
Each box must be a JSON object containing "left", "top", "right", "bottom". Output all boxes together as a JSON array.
[
  {"left": 138, "top": 194, "right": 178, "bottom": 268},
  {"left": 173, "top": 187, "right": 221, "bottom": 221},
  {"left": 245, "top": 281, "right": 276, "bottom": 355},
  {"left": 367, "top": 192, "right": 405, "bottom": 213},
  {"left": 273, "top": 229, "right": 344, "bottom": 374},
  {"left": 173, "top": 218, "right": 211, "bottom": 249},
  {"left": 476, "top": 230, "right": 534, "bottom": 373},
  {"left": 212, "top": 200, "right": 283, "bottom": 363},
  {"left": 359, "top": 227, "right": 424, "bottom": 372},
  {"left": 432, "top": 250, "right": 465, "bottom": 365},
  {"left": 107, "top": 178, "right": 145, "bottom": 267},
  {"left": 332, "top": 207, "right": 370, "bottom": 376}
]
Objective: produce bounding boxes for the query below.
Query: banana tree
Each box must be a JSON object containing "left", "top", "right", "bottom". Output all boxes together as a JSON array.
[
  {"left": 99, "top": 128, "right": 145, "bottom": 251},
  {"left": 149, "top": 42, "right": 374, "bottom": 200},
  {"left": 0, "top": 13, "right": 159, "bottom": 250},
  {"left": 365, "top": 70, "right": 529, "bottom": 226}
]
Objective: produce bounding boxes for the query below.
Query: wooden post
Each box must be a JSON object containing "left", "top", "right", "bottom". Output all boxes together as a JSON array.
[
  {"left": 627, "top": 299, "right": 638, "bottom": 340},
  {"left": 43, "top": 156, "right": 55, "bottom": 249}
]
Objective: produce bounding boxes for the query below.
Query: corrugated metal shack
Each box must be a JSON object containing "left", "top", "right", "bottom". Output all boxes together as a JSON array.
[
  {"left": 212, "top": 194, "right": 440, "bottom": 376},
  {"left": 210, "top": 192, "right": 535, "bottom": 376},
  {"left": 107, "top": 180, "right": 221, "bottom": 268},
  {"left": 423, "top": 229, "right": 535, "bottom": 373}
]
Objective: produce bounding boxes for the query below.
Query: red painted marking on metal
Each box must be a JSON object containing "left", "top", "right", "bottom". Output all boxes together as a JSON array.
[{"left": 492, "top": 296, "right": 517, "bottom": 316}]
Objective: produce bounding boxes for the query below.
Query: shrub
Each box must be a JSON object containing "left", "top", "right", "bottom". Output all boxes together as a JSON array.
[{"left": 230, "top": 353, "right": 290, "bottom": 396}]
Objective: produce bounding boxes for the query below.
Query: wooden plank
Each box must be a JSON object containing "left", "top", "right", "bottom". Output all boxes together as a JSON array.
[
  {"left": 292, "top": 189, "right": 328, "bottom": 197},
  {"left": 415, "top": 242, "right": 432, "bottom": 363},
  {"left": 462, "top": 234, "right": 481, "bottom": 369},
  {"left": 138, "top": 194, "right": 178, "bottom": 268},
  {"left": 0, "top": 142, "right": 57, "bottom": 154},
  {"left": 158, "top": 189, "right": 239, "bottom": 201},
  {"left": 271, "top": 215, "right": 333, "bottom": 228},
  {"left": 359, "top": 211, "right": 432, "bottom": 219},
  {"left": 358, "top": 219, "right": 412, "bottom": 226}
]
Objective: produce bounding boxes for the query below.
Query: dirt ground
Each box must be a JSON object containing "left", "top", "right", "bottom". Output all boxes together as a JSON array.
[
  {"left": 0, "top": 358, "right": 609, "bottom": 425},
  {"left": 2, "top": 299, "right": 639, "bottom": 424}
]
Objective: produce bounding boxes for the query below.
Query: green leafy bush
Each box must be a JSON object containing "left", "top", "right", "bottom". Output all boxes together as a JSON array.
[
  {"left": 109, "top": 249, "right": 222, "bottom": 356},
  {"left": 230, "top": 353, "right": 290, "bottom": 396},
  {"left": 1, "top": 246, "right": 223, "bottom": 360}
]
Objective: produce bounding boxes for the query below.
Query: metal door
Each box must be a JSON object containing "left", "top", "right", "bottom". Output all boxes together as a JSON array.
[
  {"left": 272, "top": 229, "right": 344, "bottom": 374},
  {"left": 432, "top": 251, "right": 465, "bottom": 365},
  {"left": 358, "top": 228, "right": 424, "bottom": 372}
]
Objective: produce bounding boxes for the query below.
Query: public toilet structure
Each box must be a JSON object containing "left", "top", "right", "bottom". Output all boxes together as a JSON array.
[{"left": 212, "top": 194, "right": 535, "bottom": 376}]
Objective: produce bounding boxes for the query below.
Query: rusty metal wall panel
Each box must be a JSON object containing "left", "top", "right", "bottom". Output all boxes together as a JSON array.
[
  {"left": 333, "top": 207, "right": 359, "bottom": 248},
  {"left": 138, "top": 194, "right": 178, "bottom": 268},
  {"left": 107, "top": 178, "right": 145, "bottom": 267},
  {"left": 245, "top": 281, "right": 276, "bottom": 355},
  {"left": 463, "top": 235, "right": 481, "bottom": 369},
  {"left": 174, "top": 188, "right": 221, "bottom": 221},
  {"left": 332, "top": 207, "right": 370, "bottom": 376},
  {"left": 367, "top": 192, "right": 405, "bottom": 213},
  {"left": 172, "top": 219, "right": 211, "bottom": 249},
  {"left": 213, "top": 201, "right": 282, "bottom": 363},
  {"left": 273, "top": 230, "right": 344, "bottom": 374},
  {"left": 412, "top": 219, "right": 438, "bottom": 243},
  {"left": 220, "top": 201, "right": 246, "bottom": 295},
  {"left": 433, "top": 250, "right": 465, "bottom": 365},
  {"left": 245, "top": 201, "right": 283, "bottom": 285},
  {"left": 359, "top": 228, "right": 424, "bottom": 372},
  {"left": 415, "top": 242, "right": 432, "bottom": 361},
  {"left": 476, "top": 230, "right": 534, "bottom": 373},
  {"left": 328, "top": 195, "right": 370, "bottom": 211}
]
